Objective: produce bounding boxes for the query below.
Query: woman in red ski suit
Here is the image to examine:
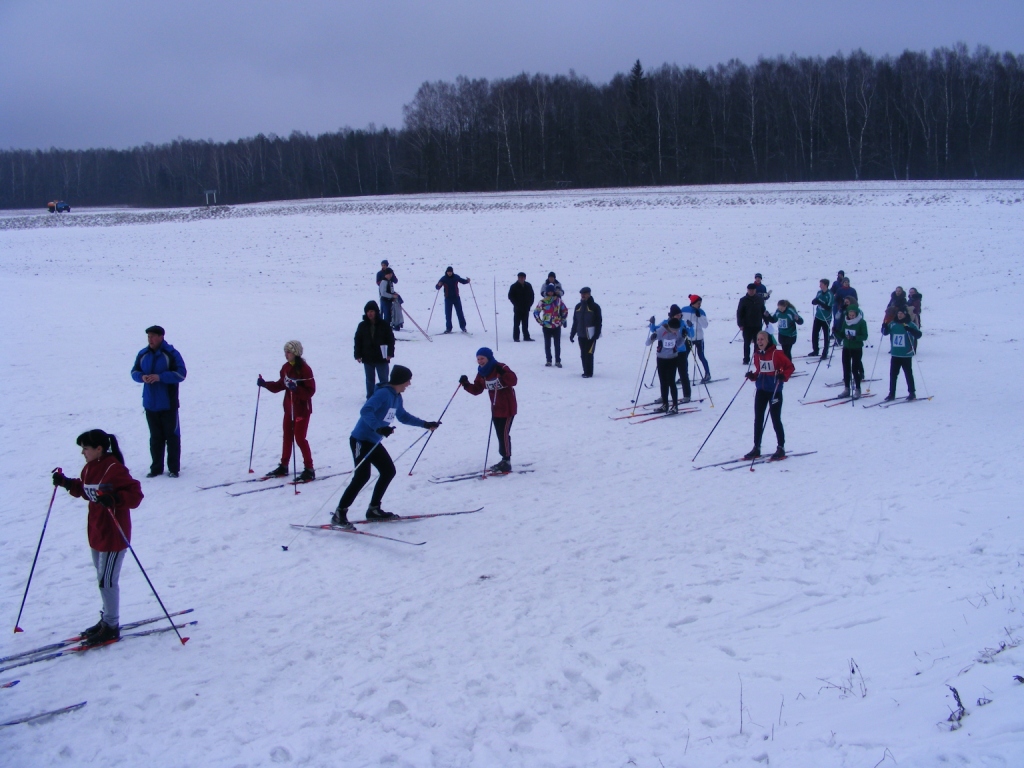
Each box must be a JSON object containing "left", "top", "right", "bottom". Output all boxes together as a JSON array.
[
  {"left": 259, "top": 340, "right": 316, "bottom": 481},
  {"left": 52, "top": 429, "right": 144, "bottom": 646},
  {"left": 744, "top": 331, "right": 795, "bottom": 460},
  {"left": 460, "top": 347, "right": 518, "bottom": 473}
]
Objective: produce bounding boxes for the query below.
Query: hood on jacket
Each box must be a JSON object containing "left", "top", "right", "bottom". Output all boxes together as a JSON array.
[{"left": 363, "top": 300, "right": 381, "bottom": 320}]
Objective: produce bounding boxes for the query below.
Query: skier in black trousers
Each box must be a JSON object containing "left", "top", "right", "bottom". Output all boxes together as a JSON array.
[
  {"left": 736, "top": 284, "right": 768, "bottom": 366},
  {"left": 508, "top": 272, "right": 535, "bottom": 341},
  {"left": 569, "top": 287, "right": 602, "bottom": 378}
]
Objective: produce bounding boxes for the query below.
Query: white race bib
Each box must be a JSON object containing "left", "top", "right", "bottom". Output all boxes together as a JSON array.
[
  {"left": 759, "top": 360, "right": 775, "bottom": 374},
  {"left": 892, "top": 334, "right": 905, "bottom": 347},
  {"left": 83, "top": 484, "right": 101, "bottom": 503},
  {"left": 778, "top": 318, "right": 789, "bottom": 329},
  {"left": 662, "top": 338, "right": 676, "bottom": 349},
  {"left": 384, "top": 407, "right": 397, "bottom": 425},
  {"left": 485, "top": 378, "right": 504, "bottom": 391}
]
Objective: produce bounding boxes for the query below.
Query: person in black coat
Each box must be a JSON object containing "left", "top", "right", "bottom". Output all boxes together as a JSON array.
[
  {"left": 508, "top": 272, "right": 536, "bottom": 342},
  {"left": 354, "top": 301, "right": 396, "bottom": 399},
  {"left": 569, "top": 287, "right": 602, "bottom": 378},
  {"left": 736, "top": 284, "right": 768, "bottom": 365}
]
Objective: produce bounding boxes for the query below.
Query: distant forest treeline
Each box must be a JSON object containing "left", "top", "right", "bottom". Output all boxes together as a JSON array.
[{"left": 3, "top": 44, "right": 1023, "bottom": 209}]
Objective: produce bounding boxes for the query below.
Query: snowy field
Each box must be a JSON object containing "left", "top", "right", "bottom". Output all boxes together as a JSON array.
[{"left": 1, "top": 182, "right": 1022, "bottom": 767}]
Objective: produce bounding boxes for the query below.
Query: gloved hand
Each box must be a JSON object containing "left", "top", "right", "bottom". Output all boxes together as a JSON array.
[
  {"left": 459, "top": 375, "right": 470, "bottom": 386},
  {"left": 52, "top": 471, "right": 68, "bottom": 488},
  {"left": 257, "top": 375, "right": 265, "bottom": 388},
  {"left": 96, "top": 492, "right": 118, "bottom": 508},
  {"left": 649, "top": 316, "right": 656, "bottom": 325},
  {"left": 423, "top": 421, "right": 440, "bottom": 430},
  {"left": 284, "top": 378, "right": 297, "bottom": 391},
  {"left": 376, "top": 426, "right": 395, "bottom": 437},
  {"left": 569, "top": 335, "right": 575, "bottom": 343},
  {"left": 775, "top": 371, "right": 785, "bottom": 379},
  {"left": 745, "top": 371, "right": 758, "bottom": 381}
]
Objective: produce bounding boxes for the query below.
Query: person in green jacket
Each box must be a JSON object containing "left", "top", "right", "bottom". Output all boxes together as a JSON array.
[
  {"left": 881, "top": 307, "right": 922, "bottom": 401},
  {"left": 840, "top": 303, "right": 869, "bottom": 398},
  {"left": 767, "top": 300, "right": 803, "bottom": 361},
  {"left": 810, "top": 279, "right": 833, "bottom": 358}
]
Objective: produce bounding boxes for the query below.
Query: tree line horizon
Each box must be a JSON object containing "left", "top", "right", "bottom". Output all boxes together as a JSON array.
[{"left": 3, "top": 43, "right": 1023, "bottom": 210}]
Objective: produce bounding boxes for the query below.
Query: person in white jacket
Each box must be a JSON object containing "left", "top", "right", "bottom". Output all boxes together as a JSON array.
[{"left": 680, "top": 294, "right": 710, "bottom": 382}]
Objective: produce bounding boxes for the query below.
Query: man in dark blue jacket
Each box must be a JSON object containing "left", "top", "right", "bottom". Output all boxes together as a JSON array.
[
  {"left": 131, "top": 325, "right": 187, "bottom": 477},
  {"left": 436, "top": 266, "right": 471, "bottom": 333}
]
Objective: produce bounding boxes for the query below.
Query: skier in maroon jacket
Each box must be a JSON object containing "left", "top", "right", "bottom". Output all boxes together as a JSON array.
[
  {"left": 52, "top": 429, "right": 144, "bottom": 647},
  {"left": 459, "top": 347, "right": 518, "bottom": 473},
  {"left": 259, "top": 340, "right": 316, "bottom": 481}
]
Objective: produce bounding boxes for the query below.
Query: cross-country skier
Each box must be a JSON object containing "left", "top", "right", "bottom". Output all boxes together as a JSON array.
[
  {"left": 330, "top": 365, "right": 439, "bottom": 529},
  {"left": 833, "top": 277, "right": 859, "bottom": 339},
  {"left": 258, "top": 341, "right": 316, "bottom": 482},
  {"left": 647, "top": 315, "right": 686, "bottom": 412},
  {"left": 743, "top": 331, "right": 794, "bottom": 460},
  {"left": 436, "top": 266, "right": 471, "bottom": 333},
  {"left": 51, "top": 430, "right": 144, "bottom": 647},
  {"left": 354, "top": 301, "right": 395, "bottom": 399},
  {"left": 650, "top": 305, "right": 693, "bottom": 403},
  {"left": 680, "top": 294, "right": 710, "bottom": 382},
  {"left": 378, "top": 268, "right": 403, "bottom": 331},
  {"left": 459, "top": 348, "right": 518, "bottom": 472},
  {"left": 881, "top": 307, "right": 922, "bottom": 401},
  {"left": 533, "top": 283, "right": 568, "bottom": 366},
  {"left": 767, "top": 300, "right": 803, "bottom": 361},
  {"left": 810, "top": 279, "right": 833, "bottom": 358},
  {"left": 840, "top": 304, "right": 869, "bottom": 399}
]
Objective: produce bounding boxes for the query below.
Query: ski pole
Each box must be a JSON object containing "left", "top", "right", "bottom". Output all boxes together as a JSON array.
[
  {"left": 750, "top": 377, "right": 782, "bottom": 471},
  {"left": 392, "top": 430, "right": 429, "bottom": 464},
  {"left": 481, "top": 388, "right": 497, "bottom": 475},
  {"left": 492, "top": 276, "right": 499, "bottom": 352},
  {"left": 290, "top": 397, "right": 299, "bottom": 495},
  {"left": 468, "top": 281, "right": 488, "bottom": 331},
  {"left": 13, "top": 469, "right": 61, "bottom": 633},
  {"left": 868, "top": 321, "right": 884, "bottom": 386},
  {"left": 692, "top": 377, "right": 748, "bottom": 462},
  {"left": 401, "top": 306, "right": 432, "bottom": 342},
  {"left": 695, "top": 348, "right": 714, "bottom": 407},
  {"left": 802, "top": 351, "right": 826, "bottom": 399},
  {"left": 408, "top": 383, "right": 461, "bottom": 475},
  {"left": 729, "top": 327, "right": 741, "bottom": 343},
  {"left": 914, "top": 353, "right": 930, "bottom": 397},
  {"left": 426, "top": 289, "right": 440, "bottom": 333},
  {"left": 104, "top": 508, "right": 189, "bottom": 645},
  {"left": 247, "top": 383, "right": 262, "bottom": 473},
  {"left": 630, "top": 330, "right": 654, "bottom": 409}
]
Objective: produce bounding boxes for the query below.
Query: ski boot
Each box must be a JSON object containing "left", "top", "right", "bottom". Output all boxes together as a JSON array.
[
  {"left": 770, "top": 446, "right": 786, "bottom": 460},
  {"left": 81, "top": 622, "right": 120, "bottom": 647},
  {"left": 488, "top": 459, "right": 512, "bottom": 474},
  {"left": 839, "top": 387, "right": 850, "bottom": 398},
  {"left": 906, "top": 391, "right": 916, "bottom": 401},
  {"left": 331, "top": 505, "right": 354, "bottom": 530},
  {"left": 297, "top": 468, "right": 315, "bottom": 483},
  {"left": 266, "top": 464, "right": 288, "bottom": 478},
  {"left": 743, "top": 447, "right": 761, "bottom": 460},
  {"left": 883, "top": 393, "right": 896, "bottom": 402},
  {"left": 366, "top": 503, "right": 399, "bottom": 521}
]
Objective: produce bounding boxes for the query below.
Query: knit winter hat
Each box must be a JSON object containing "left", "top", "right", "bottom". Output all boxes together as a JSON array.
[
  {"left": 475, "top": 348, "right": 497, "bottom": 376},
  {"left": 754, "top": 273, "right": 763, "bottom": 279},
  {"left": 476, "top": 347, "right": 494, "bottom": 360},
  {"left": 389, "top": 365, "right": 413, "bottom": 385},
  {"left": 284, "top": 340, "right": 303, "bottom": 357},
  {"left": 688, "top": 294, "right": 702, "bottom": 304},
  {"left": 544, "top": 283, "right": 558, "bottom": 295},
  {"left": 668, "top": 304, "right": 682, "bottom": 316},
  {"left": 446, "top": 266, "right": 454, "bottom": 272}
]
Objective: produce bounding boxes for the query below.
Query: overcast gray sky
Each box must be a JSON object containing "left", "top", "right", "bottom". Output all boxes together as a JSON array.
[{"left": 2, "top": 0, "right": 1022, "bottom": 150}]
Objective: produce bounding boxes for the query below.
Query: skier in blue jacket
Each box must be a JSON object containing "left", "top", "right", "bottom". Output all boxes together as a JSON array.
[
  {"left": 130, "top": 325, "right": 187, "bottom": 478},
  {"left": 331, "top": 365, "right": 439, "bottom": 528}
]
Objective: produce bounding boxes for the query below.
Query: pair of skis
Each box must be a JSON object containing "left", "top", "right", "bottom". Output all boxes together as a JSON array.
[
  {"left": 863, "top": 395, "right": 934, "bottom": 409},
  {"left": 692, "top": 451, "right": 817, "bottom": 470},
  {"left": 428, "top": 469, "right": 535, "bottom": 484},
  {"left": 800, "top": 392, "right": 876, "bottom": 406},
  {"left": 226, "top": 470, "right": 352, "bottom": 496},
  {"left": 1, "top": 701, "right": 87, "bottom": 728},
  {"left": 290, "top": 507, "right": 485, "bottom": 546}
]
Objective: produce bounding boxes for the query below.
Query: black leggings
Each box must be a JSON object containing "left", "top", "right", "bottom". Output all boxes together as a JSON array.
[
  {"left": 338, "top": 438, "right": 395, "bottom": 509},
  {"left": 842, "top": 348, "right": 864, "bottom": 387},
  {"left": 811, "top": 318, "right": 830, "bottom": 354},
  {"left": 889, "top": 357, "right": 916, "bottom": 396},
  {"left": 754, "top": 388, "right": 785, "bottom": 450},
  {"left": 657, "top": 357, "right": 678, "bottom": 406},
  {"left": 491, "top": 416, "right": 514, "bottom": 460},
  {"left": 779, "top": 336, "right": 795, "bottom": 361},
  {"left": 675, "top": 349, "right": 693, "bottom": 398}
]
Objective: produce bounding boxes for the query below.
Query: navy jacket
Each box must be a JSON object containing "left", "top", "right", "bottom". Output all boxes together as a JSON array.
[
  {"left": 436, "top": 273, "right": 469, "bottom": 298},
  {"left": 131, "top": 342, "right": 187, "bottom": 411}
]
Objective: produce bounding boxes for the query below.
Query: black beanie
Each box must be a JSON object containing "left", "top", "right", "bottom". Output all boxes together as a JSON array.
[{"left": 389, "top": 365, "right": 413, "bottom": 385}]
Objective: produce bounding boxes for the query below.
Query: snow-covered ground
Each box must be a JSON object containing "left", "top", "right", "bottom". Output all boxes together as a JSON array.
[{"left": 1, "top": 182, "right": 1022, "bottom": 767}]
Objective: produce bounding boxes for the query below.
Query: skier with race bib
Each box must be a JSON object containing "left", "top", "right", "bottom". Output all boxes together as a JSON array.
[{"left": 743, "top": 331, "right": 794, "bottom": 461}]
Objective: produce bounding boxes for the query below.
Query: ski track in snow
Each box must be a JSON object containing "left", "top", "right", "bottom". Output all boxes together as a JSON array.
[{"left": 1, "top": 181, "right": 1023, "bottom": 766}]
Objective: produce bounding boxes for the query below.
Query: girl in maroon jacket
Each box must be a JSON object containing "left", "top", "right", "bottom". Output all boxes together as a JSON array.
[
  {"left": 459, "top": 347, "right": 518, "bottom": 473},
  {"left": 52, "top": 430, "right": 144, "bottom": 646},
  {"left": 259, "top": 340, "right": 316, "bottom": 481}
]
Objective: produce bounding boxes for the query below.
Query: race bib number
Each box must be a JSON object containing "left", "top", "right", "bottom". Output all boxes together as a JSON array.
[
  {"left": 778, "top": 318, "right": 789, "bottom": 329},
  {"left": 759, "top": 360, "right": 776, "bottom": 374},
  {"left": 892, "top": 334, "right": 905, "bottom": 347},
  {"left": 485, "top": 379, "right": 504, "bottom": 391},
  {"left": 845, "top": 328, "right": 856, "bottom": 338},
  {"left": 83, "top": 484, "right": 101, "bottom": 503},
  {"left": 384, "top": 407, "right": 397, "bottom": 425},
  {"left": 662, "top": 338, "right": 676, "bottom": 349}
]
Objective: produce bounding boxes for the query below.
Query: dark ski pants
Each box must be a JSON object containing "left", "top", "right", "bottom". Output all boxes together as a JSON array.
[
  {"left": 542, "top": 326, "right": 561, "bottom": 363},
  {"left": 753, "top": 388, "right": 785, "bottom": 451},
  {"left": 779, "top": 336, "right": 795, "bottom": 361},
  {"left": 281, "top": 411, "right": 313, "bottom": 469},
  {"left": 513, "top": 307, "right": 532, "bottom": 340},
  {"left": 692, "top": 339, "right": 710, "bottom": 379},
  {"left": 577, "top": 336, "right": 596, "bottom": 376},
  {"left": 842, "top": 348, "right": 864, "bottom": 387},
  {"left": 145, "top": 408, "right": 180, "bottom": 474},
  {"left": 338, "top": 438, "right": 395, "bottom": 509},
  {"left": 363, "top": 361, "right": 390, "bottom": 399},
  {"left": 491, "top": 415, "right": 514, "bottom": 461},
  {"left": 381, "top": 298, "right": 392, "bottom": 324},
  {"left": 91, "top": 548, "right": 125, "bottom": 627},
  {"left": 889, "top": 357, "right": 916, "bottom": 397},
  {"left": 674, "top": 350, "right": 692, "bottom": 399},
  {"left": 657, "top": 357, "right": 679, "bottom": 406},
  {"left": 741, "top": 327, "right": 759, "bottom": 364},
  {"left": 811, "top": 318, "right": 830, "bottom": 354},
  {"left": 444, "top": 297, "right": 467, "bottom": 332}
]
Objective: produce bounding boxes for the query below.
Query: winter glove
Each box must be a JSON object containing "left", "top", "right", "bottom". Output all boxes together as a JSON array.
[
  {"left": 96, "top": 491, "right": 118, "bottom": 508},
  {"left": 648, "top": 316, "right": 656, "bottom": 325},
  {"left": 257, "top": 375, "right": 265, "bottom": 388},
  {"left": 775, "top": 370, "right": 785, "bottom": 379},
  {"left": 284, "top": 377, "right": 297, "bottom": 391},
  {"left": 745, "top": 371, "right": 758, "bottom": 381},
  {"left": 376, "top": 426, "right": 395, "bottom": 437},
  {"left": 459, "top": 374, "right": 470, "bottom": 386},
  {"left": 423, "top": 421, "right": 440, "bottom": 430},
  {"left": 569, "top": 335, "right": 575, "bottom": 343},
  {"left": 52, "top": 471, "right": 68, "bottom": 488}
]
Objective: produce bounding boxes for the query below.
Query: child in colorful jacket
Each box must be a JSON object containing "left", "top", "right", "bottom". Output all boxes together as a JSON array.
[
  {"left": 840, "top": 304, "right": 869, "bottom": 398},
  {"left": 533, "top": 284, "right": 569, "bottom": 366},
  {"left": 743, "top": 331, "right": 795, "bottom": 460},
  {"left": 881, "top": 307, "right": 922, "bottom": 401},
  {"left": 767, "top": 300, "right": 803, "bottom": 361}
]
